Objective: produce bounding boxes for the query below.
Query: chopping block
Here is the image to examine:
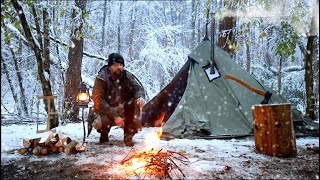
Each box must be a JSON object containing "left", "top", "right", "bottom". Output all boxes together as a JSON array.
[{"left": 252, "top": 103, "right": 297, "bottom": 157}]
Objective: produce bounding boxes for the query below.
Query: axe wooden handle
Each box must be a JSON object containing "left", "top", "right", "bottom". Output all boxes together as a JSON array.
[{"left": 224, "top": 74, "right": 266, "bottom": 96}]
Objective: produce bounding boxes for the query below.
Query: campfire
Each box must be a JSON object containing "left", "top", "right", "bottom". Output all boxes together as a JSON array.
[{"left": 120, "top": 128, "right": 190, "bottom": 179}]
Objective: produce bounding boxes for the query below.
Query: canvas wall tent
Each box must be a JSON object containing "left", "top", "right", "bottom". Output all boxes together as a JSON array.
[{"left": 141, "top": 39, "right": 318, "bottom": 139}]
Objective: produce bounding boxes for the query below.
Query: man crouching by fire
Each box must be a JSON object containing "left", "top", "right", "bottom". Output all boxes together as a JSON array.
[{"left": 90, "top": 53, "right": 145, "bottom": 146}]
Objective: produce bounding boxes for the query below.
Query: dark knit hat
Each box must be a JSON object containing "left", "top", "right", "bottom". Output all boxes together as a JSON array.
[{"left": 108, "top": 53, "right": 125, "bottom": 67}]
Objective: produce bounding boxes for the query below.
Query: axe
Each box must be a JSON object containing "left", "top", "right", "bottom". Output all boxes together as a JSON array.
[{"left": 225, "top": 74, "right": 272, "bottom": 104}]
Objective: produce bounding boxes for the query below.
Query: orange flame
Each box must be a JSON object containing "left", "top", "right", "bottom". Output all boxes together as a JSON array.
[
  {"left": 155, "top": 112, "right": 165, "bottom": 127},
  {"left": 144, "top": 127, "right": 162, "bottom": 153},
  {"left": 123, "top": 113, "right": 165, "bottom": 176}
]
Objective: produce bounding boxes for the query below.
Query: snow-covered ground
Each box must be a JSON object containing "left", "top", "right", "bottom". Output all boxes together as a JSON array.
[{"left": 1, "top": 122, "right": 319, "bottom": 179}]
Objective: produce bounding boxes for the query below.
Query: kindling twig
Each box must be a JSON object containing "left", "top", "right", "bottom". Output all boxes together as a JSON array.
[{"left": 121, "top": 148, "right": 190, "bottom": 179}]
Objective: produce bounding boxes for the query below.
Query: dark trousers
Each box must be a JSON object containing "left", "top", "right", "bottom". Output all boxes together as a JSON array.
[{"left": 99, "top": 100, "right": 142, "bottom": 136}]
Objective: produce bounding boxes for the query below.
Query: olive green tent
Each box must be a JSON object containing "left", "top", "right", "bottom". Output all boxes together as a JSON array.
[{"left": 142, "top": 39, "right": 318, "bottom": 139}]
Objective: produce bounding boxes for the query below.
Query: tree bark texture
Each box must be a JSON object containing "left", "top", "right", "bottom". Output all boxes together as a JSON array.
[
  {"left": 117, "top": 3, "right": 122, "bottom": 53},
  {"left": 217, "top": 1, "right": 236, "bottom": 57},
  {"left": 277, "top": 56, "right": 282, "bottom": 95},
  {"left": 64, "top": 0, "right": 87, "bottom": 122},
  {"left": 31, "top": 5, "right": 43, "bottom": 49},
  {"left": 128, "top": 4, "right": 136, "bottom": 59},
  {"left": 101, "top": 0, "right": 108, "bottom": 53},
  {"left": 253, "top": 103, "right": 297, "bottom": 157},
  {"left": 191, "top": 0, "right": 197, "bottom": 49},
  {"left": 305, "top": 35, "right": 315, "bottom": 120},
  {"left": 304, "top": 2, "right": 317, "bottom": 120},
  {"left": 1, "top": 54, "right": 22, "bottom": 115},
  {"left": 8, "top": 41, "right": 28, "bottom": 116}
]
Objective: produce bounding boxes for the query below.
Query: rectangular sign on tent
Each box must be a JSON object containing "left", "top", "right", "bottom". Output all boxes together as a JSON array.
[{"left": 204, "top": 65, "right": 220, "bottom": 81}]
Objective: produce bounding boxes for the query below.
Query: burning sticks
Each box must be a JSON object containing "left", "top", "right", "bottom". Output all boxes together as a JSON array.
[{"left": 121, "top": 148, "right": 190, "bottom": 179}]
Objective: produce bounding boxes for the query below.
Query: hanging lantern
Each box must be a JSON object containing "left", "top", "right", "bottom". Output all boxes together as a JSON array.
[{"left": 76, "top": 82, "right": 90, "bottom": 108}]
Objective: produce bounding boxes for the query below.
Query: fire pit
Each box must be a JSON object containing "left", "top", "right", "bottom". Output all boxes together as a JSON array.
[{"left": 121, "top": 129, "right": 190, "bottom": 179}]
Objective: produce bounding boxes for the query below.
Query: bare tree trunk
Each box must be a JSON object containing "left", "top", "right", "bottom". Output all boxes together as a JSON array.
[
  {"left": 162, "top": 2, "right": 168, "bottom": 47},
  {"left": 43, "top": 7, "right": 58, "bottom": 124},
  {"left": 246, "top": 39, "right": 251, "bottom": 73},
  {"left": 217, "top": 1, "right": 236, "bottom": 57},
  {"left": 1, "top": 54, "right": 22, "bottom": 115},
  {"left": 128, "top": 4, "right": 136, "bottom": 59},
  {"left": 277, "top": 56, "right": 283, "bottom": 95},
  {"left": 304, "top": 1, "right": 318, "bottom": 120},
  {"left": 64, "top": 0, "right": 87, "bottom": 122},
  {"left": 8, "top": 41, "right": 28, "bottom": 116},
  {"left": 191, "top": 0, "right": 197, "bottom": 49},
  {"left": 11, "top": 0, "right": 58, "bottom": 128},
  {"left": 43, "top": 8, "right": 50, "bottom": 71},
  {"left": 101, "top": 0, "right": 108, "bottom": 53},
  {"left": 31, "top": 5, "right": 43, "bottom": 49},
  {"left": 197, "top": 4, "right": 201, "bottom": 43},
  {"left": 117, "top": 2, "right": 122, "bottom": 53},
  {"left": 305, "top": 36, "right": 315, "bottom": 120},
  {"left": 52, "top": 1, "right": 65, "bottom": 122},
  {"left": 170, "top": 0, "right": 176, "bottom": 46}
]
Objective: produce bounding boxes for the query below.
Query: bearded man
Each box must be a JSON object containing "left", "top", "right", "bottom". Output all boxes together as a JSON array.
[{"left": 92, "top": 53, "right": 145, "bottom": 146}]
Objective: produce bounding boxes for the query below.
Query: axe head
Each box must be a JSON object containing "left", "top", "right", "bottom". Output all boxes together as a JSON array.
[{"left": 260, "top": 91, "right": 272, "bottom": 104}]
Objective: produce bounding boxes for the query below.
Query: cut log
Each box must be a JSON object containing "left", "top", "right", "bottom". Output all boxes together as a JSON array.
[
  {"left": 58, "top": 146, "right": 64, "bottom": 153},
  {"left": 75, "top": 143, "right": 87, "bottom": 153},
  {"left": 54, "top": 133, "right": 60, "bottom": 141},
  {"left": 23, "top": 138, "right": 31, "bottom": 149},
  {"left": 31, "top": 138, "right": 41, "bottom": 148},
  {"left": 253, "top": 103, "right": 297, "bottom": 157},
  {"left": 18, "top": 148, "right": 28, "bottom": 155},
  {"left": 54, "top": 140, "right": 63, "bottom": 148},
  {"left": 40, "top": 147, "right": 49, "bottom": 155},
  {"left": 32, "top": 147, "right": 40, "bottom": 155},
  {"left": 64, "top": 140, "right": 79, "bottom": 155},
  {"left": 51, "top": 145, "right": 58, "bottom": 153},
  {"left": 46, "top": 137, "right": 58, "bottom": 147},
  {"left": 23, "top": 137, "right": 41, "bottom": 149},
  {"left": 62, "top": 137, "right": 72, "bottom": 146},
  {"left": 39, "top": 132, "right": 54, "bottom": 146}
]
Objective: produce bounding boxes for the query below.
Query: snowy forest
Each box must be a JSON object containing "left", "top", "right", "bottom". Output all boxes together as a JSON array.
[{"left": 1, "top": 0, "right": 319, "bottom": 125}]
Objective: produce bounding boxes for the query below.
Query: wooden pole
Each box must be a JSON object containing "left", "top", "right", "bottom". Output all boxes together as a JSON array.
[
  {"left": 252, "top": 103, "right": 297, "bottom": 157},
  {"left": 37, "top": 96, "right": 58, "bottom": 133}
]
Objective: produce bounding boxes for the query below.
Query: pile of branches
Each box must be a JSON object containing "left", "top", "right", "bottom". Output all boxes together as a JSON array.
[{"left": 121, "top": 148, "right": 190, "bottom": 179}]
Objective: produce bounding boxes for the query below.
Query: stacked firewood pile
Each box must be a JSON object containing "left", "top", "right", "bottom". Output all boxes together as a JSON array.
[{"left": 18, "top": 131, "right": 87, "bottom": 156}]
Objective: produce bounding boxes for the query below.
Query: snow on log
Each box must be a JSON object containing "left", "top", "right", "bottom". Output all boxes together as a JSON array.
[{"left": 39, "top": 132, "right": 54, "bottom": 146}]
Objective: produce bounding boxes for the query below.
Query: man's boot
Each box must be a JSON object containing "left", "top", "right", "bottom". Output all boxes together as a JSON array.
[
  {"left": 99, "top": 131, "right": 109, "bottom": 143},
  {"left": 124, "top": 133, "right": 134, "bottom": 147}
]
